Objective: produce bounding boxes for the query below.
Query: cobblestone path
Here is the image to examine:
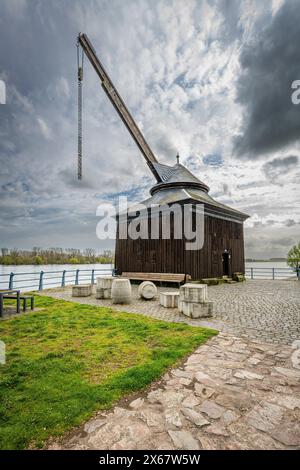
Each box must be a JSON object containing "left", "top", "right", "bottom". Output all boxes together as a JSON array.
[{"left": 48, "top": 333, "right": 300, "bottom": 450}]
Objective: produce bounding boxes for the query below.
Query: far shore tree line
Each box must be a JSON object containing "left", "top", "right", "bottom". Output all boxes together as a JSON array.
[
  {"left": 1, "top": 243, "right": 299, "bottom": 270},
  {"left": 0, "top": 248, "right": 114, "bottom": 265}
]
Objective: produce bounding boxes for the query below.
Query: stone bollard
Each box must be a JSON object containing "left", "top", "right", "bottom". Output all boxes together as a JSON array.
[
  {"left": 180, "top": 283, "right": 208, "bottom": 303},
  {"left": 111, "top": 278, "right": 132, "bottom": 304},
  {"left": 160, "top": 292, "right": 179, "bottom": 308},
  {"left": 72, "top": 284, "right": 92, "bottom": 297},
  {"left": 96, "top": 287, "right": 111, "bottom": 299},
  {"left": 96, "top": 276, "right": 114, "bottom": 299},
  {"left": 179, "top": 300, "right": 213, "bottom": 318},
  {"left": 138, "top": 281, "right": 157, "bottom": 300},
  {"left": 179, "top": 283, "right": 213, "bottom": 318},
  {"left": 97, "top": 276, "right": 114, "bottom": 289}
]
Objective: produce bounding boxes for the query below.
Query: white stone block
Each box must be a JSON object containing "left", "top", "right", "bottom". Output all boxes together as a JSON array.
[
  {"left": 179, "top": 283, "right": 208, "bottom": 303},
  {"left": 160, "top": 292, "right": 179, "bottom": 308},
  {"left": 72, "top": 284, "right": 92, "bottom": 297},
  {"left": 97, "top": 276, "right": 114, "bottom": 289},
  {"left": 103, "top": 289, "right": 111, "bottom": 299},
  {"left": 179, "top": 300, "right": 213, "bottom": 318},
  {"left": 95, "top": 287, "right": 111, "bottom": 299}
]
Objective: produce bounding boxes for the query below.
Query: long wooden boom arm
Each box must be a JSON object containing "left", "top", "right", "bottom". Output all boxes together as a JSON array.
[{"left": 78, "top": 33, "right": 160, "bottom": 181}]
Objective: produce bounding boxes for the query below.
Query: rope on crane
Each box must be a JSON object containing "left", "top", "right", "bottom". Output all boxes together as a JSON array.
[{"left": 77, "top": 39, "right": 84, "bottom": 180}]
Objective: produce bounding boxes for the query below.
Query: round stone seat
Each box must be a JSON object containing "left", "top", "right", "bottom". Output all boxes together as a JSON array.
[{"left": 138, "top": 281, "right": 157, "bottom": 300}]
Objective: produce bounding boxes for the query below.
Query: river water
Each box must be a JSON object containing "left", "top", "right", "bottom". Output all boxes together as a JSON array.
[{"left": 0, "top": 263, "right": 113, "bottom": 291}]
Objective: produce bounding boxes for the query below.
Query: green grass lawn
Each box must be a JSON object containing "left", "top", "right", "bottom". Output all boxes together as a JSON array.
[{"left": 0, "top": 295, "right": 217, "bottom": 449}]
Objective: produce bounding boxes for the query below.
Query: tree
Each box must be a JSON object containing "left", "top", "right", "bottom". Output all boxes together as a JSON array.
[
  {"left": 103, "top": 249, "right": 112, "bottom": 259},
  {"left": 2, "top": 255, "right": 12, "bottom": 265},
  {"left": 35, "top": 255, "right": 44, "bottom": 265},
  {"left": 1, "top": 248, "right": 8, "bottom": 257},
  {"left": 287, "top": 243, "right": 300, "bottom": 279},
  {"left": 84, "top": 248, "right": 95, "bottom": 258}
]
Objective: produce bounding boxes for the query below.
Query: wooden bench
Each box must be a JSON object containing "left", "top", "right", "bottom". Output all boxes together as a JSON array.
[
  {"left": 3, "top": 295, "right": 34, "bottom": 312},
  {"left": 120, "top": 272, "right": 191, "bottom": 287}
]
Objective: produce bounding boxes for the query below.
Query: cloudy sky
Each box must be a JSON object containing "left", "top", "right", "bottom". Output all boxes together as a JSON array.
[{"left": 0, "top": 0, "right": 299, "bottom": 258}]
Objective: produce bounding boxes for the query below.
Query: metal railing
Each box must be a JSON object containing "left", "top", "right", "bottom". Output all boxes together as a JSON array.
[
  {"left": 0, "top": 267, "right": 114, "bottom": 292},
  {"left": 0, "top": 266, "right": 298, "bottom": 291},
  {"left": 245, "top": 266, "right": 297, "bottom": 280}
]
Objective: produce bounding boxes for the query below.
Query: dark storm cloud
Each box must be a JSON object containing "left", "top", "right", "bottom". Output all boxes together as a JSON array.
[
  {"left": 0, "top": 1, "right": 75, "bottom": 96},
  {"left": 285, "top": 218, "right": 298, "bottom": 227},
  {"left": 0, "top": 1, "right": 76, "bottom": 184},
  {"left": 262, "top": 155, "right": 299, "bottom": 181},
  {"left": 234, "top": 0, "right": 300, "bottom": 158}
]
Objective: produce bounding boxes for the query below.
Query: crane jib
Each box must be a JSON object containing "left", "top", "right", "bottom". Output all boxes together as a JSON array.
[{"left": 77, "top": 33, "right": 160, "bottom": 181}]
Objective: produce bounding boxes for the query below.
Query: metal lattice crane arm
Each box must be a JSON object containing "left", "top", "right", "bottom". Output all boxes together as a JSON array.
[
  {"left": 78, "top": 33, "right": 161, "bottom": 181},
  {"left": 77, "top": 43, "right": 84, "bottom": 180}
]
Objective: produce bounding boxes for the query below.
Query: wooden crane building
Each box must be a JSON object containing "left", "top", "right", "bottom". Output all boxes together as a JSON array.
[{"left": 78, "top": 33, "right": 249, "bottom": 280}]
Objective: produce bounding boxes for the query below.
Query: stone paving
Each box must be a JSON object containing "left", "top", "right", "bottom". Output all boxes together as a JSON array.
[
  {"left": 48, "top": 333, "right": 300, "bottom": 450},
  {"left": 42, "top": 280, "right": 300, "bottom": 450},
  {"left": 42, "top": 279, "right": 300, "bottom": 345}
]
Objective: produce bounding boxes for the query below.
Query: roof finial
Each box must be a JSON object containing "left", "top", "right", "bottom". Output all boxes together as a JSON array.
[{"left": 176, "top": 153, "right": 180, "bottom": 165}]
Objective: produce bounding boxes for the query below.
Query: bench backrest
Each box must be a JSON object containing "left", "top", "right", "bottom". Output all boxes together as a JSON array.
[{"left": 121, "top": 272, "right": 191, "bottom": 282}]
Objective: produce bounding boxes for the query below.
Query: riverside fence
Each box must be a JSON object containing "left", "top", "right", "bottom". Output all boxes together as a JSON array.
[
  {"left": 0, "top": 266, "right": 298, "bottom": 292},
  {"left": 245, "top": 266, "right": 297, "bottom": 280},
  {"left": 0, "top": 267, "right": 114, "bottom": 292}
]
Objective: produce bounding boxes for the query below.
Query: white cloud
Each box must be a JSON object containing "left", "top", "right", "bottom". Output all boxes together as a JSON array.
[
  {"left": 37, "top": 117, "right": 52, "bottom": 140},
  {"left": 271, "top": 0, "right": 285, "bottom": 16},
  {"left": 0, "top": 0, "right": 299, "bottom": 256},
  {"left": 56, "top": 77, "right": 70, "bottom": 99}
]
